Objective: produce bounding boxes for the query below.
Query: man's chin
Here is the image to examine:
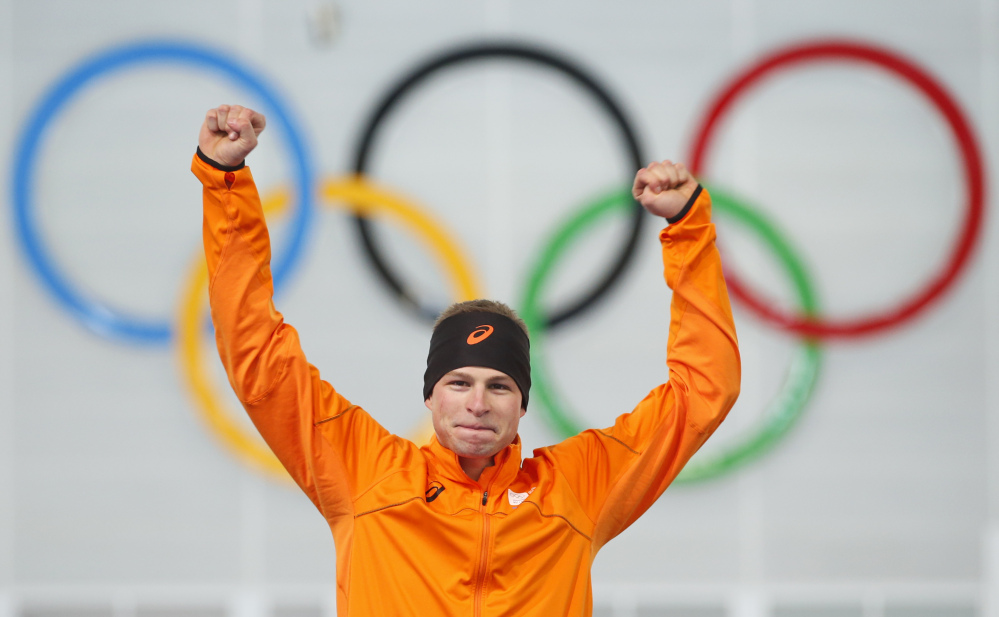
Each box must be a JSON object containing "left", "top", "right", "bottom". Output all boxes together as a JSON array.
[{"left": 450, "top": 440, "right": 500, "bottom": 459}]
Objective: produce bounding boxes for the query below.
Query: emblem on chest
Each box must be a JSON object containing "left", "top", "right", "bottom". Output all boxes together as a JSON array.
[{"left": 425, "top": 481, "right": 445, "bottom": 503}]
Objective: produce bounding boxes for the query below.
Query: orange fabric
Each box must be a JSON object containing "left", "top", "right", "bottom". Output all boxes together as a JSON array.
[{"left": 192, "top": 154, "right": 740, "bottom": 617}]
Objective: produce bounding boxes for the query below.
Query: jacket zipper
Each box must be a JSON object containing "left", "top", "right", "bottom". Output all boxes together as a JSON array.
[{"left": 473, "top": 489, "right": 491, "bottom": 617}]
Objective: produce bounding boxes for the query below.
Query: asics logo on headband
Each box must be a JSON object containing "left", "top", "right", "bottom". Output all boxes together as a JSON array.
[{"left": 467, "top": 325, "right": 494, "bottom": 345}]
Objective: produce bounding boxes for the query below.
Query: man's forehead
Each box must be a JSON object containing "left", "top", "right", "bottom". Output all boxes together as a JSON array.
[{"left": 446, "top": 367, "right": 516, "bottom": 381}]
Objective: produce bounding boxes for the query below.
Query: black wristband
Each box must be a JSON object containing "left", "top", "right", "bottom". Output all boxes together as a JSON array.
[
  {"left": 666, "top": 184, "right": 701, "bottom": 224},
  {"left": 196, "top": 146, "right": 245, "bottom": 172}
]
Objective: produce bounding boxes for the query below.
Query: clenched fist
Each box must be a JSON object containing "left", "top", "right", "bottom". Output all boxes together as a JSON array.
[
  {"left": 632, "top": 160, "right": 698, "bottom": 220},
  {"left": 198, "top": 104, "right": 266, "bottom": 167}
]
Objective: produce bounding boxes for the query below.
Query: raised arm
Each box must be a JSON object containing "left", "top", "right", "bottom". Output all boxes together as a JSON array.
[
  {"left": 543, "top": 160, "right": 741, "bottom": 549},
  {"left": 192, "top": 105, "right": 418, "bottom": 519}
]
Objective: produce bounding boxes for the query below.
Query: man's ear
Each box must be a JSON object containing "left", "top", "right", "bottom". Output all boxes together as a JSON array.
[
  {"left": 520, "top": 406, "right": 527, "bottom": 418},
  {"left": 425, "top": 397, "right": 433, "bottom": 411}
]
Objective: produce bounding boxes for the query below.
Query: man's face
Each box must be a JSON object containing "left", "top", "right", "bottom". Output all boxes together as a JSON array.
[{"left": 424, "top": 366, "right": 525, "bottom": 462}]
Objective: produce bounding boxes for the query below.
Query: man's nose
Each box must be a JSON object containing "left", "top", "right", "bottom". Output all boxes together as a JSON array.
[{"left": 466, "top": 386, "right": 489, "bottom": 415}]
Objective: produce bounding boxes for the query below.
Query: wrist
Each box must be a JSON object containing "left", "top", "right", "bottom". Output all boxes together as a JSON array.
[
  {"left": 196, "top": 146, "right": 245, "bottom": 172},
  {"left": 667, "top": 184, "right": 701, "bottom": 224}
]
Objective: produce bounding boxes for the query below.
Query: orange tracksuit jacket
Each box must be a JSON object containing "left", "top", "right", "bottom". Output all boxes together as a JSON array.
[{"left": 193, "top": 152, "right": 740, "bottom": 617}]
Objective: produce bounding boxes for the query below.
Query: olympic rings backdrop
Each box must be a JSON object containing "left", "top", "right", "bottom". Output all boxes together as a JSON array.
[
  {"left": 11, "top": 37, "right": 986, "bottom": 484},
  {"left": 4, "top": 3, "right": 997, "bottom": 596}
]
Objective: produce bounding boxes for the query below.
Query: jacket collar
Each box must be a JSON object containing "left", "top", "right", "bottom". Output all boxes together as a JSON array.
[{"left": 425, "top": 434, "right": 523, "bottom": 488}]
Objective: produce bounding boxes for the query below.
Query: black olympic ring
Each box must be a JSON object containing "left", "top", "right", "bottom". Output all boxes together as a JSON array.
[{"left": 349, "top": 42, "right": 647, "bottom": 328}]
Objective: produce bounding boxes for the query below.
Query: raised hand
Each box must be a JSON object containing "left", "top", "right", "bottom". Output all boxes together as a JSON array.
[
  {"left": 632, "top": 160, "right": 698, "bottom": 220},
  {"left": 198, "top": 104, "right": 266, "bottom": 167}
]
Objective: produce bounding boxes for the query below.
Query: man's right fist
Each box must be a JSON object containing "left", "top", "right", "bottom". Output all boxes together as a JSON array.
[{"left": 198, "top": 104, "right": 266, "bottom": 167}]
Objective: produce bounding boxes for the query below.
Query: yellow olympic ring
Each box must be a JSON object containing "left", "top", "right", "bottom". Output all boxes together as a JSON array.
[{"left": 176, "top": 177, "right": 483, "bottom": 480}]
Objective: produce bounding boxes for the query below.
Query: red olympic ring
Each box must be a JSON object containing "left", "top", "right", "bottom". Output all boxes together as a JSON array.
[{"left": 689, "top": 40, "right": 986, "bottom": 339}]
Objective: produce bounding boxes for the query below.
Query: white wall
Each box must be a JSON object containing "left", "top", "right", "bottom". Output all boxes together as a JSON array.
[{"left": 2, "top": 1, "right": 997, "bottom": 616}]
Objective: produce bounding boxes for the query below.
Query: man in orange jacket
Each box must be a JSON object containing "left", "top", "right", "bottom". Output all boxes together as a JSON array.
[{"left": 193, "top": 104, "right": 740, "bottom": 617}]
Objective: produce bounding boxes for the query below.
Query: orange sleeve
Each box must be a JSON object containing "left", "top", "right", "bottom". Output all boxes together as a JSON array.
[
  {"left": 543, "top": 187, "right": 741, "bottom": 549},
  {"left": 191, "top": 152, "right": 418, "bottom": 521}
]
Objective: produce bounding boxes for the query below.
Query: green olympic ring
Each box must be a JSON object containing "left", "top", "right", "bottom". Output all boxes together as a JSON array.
[{"left": 519, "top": 185, "right": 823, "bottom": 483}]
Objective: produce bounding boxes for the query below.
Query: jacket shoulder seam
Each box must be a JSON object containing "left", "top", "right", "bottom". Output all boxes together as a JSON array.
[
  {"left": 315, "top": 405, "right": 358, "bottom": 425},
  {"left": 351, "top": 466, "right": 417, "bottom": 503},
  {"left": 354, "top": 495, "right": 423, "bottom": 519},
  {"left": 522, "top": 500, "right": 592, "bottom": 541},
  {"left": 595, "top": 429, "right": 641, "bottom": 456}
]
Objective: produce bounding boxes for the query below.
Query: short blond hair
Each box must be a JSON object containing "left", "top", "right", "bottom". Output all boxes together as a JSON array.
[{"left": 433, "top": 299, "right": 529, "bottom": 337}]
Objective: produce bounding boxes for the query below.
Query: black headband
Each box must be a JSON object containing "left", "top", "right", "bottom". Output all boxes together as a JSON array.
[{"left": 423, "top": 312, "right": 531, "bottom": 409}]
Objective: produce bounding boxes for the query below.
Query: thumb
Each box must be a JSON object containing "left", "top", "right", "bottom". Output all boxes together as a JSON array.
[
  {"left": 227, "top": 118, "right": 258, "bottom": 160},
  {"left": 228, "top": 116, "right": 253, "bottom": 142}
]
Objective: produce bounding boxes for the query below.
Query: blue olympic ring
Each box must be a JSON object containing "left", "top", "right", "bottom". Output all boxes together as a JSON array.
[{"left": 11, "top": 40, "right": 315, "bottom": 344}]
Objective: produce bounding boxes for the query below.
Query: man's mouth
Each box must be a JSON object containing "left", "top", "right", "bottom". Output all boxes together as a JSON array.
[{"left": 456, "top": 424, "right": 494, "bottom": 433}]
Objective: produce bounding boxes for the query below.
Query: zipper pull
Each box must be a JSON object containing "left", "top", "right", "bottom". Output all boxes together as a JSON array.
[{"left": 482, "top": 491, "right": 488, "bottom": 506}]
